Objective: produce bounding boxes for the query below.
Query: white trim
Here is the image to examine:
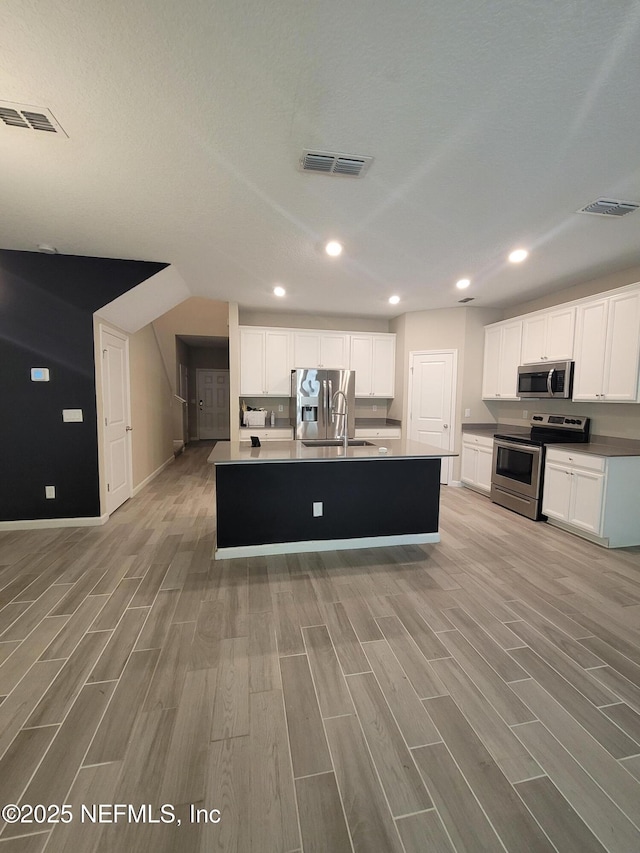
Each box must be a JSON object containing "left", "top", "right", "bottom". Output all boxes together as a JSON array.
[
  {"left": 448, "top": 479, "right": 464, "bottom": 487},
  {"left": 0, "top": 514, "right": 109, "bottom": 531},
  {"left": 132, "top": 455, "right": 175, "bottom": 496},
  {"left": 215, "top": 532, "right": 440, "bottom": 560}
]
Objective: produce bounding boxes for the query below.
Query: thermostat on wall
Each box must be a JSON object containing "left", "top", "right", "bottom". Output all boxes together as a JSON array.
[{"left": 31, "top": 368, "right": 50, "bottom": 382}]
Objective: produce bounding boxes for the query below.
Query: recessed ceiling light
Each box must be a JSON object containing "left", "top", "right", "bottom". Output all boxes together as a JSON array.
[
  {"left": 508, "top": 248, "right": 528, "bottom": 263},
  {"left": 273, "top": 285, "right": 286, "bottom": 297},
  {"left": 456, "top": 278, "right": 471, "bottom": 289},
  {"left": 325, "top": 240, "right": 343, "bottom": 257},
  {"left": 389, "top": 295, "right": 400, "bottom": 305}
]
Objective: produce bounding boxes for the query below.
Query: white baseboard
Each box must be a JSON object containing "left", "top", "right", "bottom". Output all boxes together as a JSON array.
[
  {"left": 0, "top": 514, "right": 109, "bottom": 531},
  {"left": 132, "top": 455, "right": 175, "bottom": 496},
  {"left": 215, "top": 532, "right": 440, "bottom": 560},
  {"left": 448, "top": 479, "right": 463, "bottom": 487}
]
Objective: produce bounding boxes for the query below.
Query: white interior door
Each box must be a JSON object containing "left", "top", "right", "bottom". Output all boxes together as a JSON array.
[
  {"left": 197, "top": 369, "right": 230, "bottom": 439},
  {"left": 100, "top": 326, "right": 132, "bottom": 514},
  {"left": 408, "top": 350, "right": 457, "bottom": 484}
]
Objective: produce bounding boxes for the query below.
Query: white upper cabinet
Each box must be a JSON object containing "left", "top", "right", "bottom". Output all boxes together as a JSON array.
[
  {"left": 572, "top": 289, "right": 640, "bottom": 402},
  {"left": 521, "top": 306, "right": 575, "bottom": 364},
  {"left": 293, "top": 332, "right": 350, "bottom": 369},
  {"left": 350, "top": 334, "right": 396, "bottom": 397},
  {"left": 239, "top": 327, "right": 291, "bottom": 395},
  {"left": 240, "top": 326, "right": 396, "bottom": 398},
  {"left": 482, "top": 320, "right": 522, "bottom": 399}
]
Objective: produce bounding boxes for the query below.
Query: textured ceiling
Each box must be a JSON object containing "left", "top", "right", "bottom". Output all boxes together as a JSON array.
[{"left": 1, "top": 0, "right": 640, "bottom": 319}]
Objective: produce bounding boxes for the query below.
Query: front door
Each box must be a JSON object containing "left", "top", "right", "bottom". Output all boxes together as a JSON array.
[
  {"left": 100, "top": 326, "right": 132, "bottom": 514},
  {"left": 408, "top": 350, "right": 457, "bottom": 484},
  {"left": 197, "top": 369, "right": 230, "bottom": 439}
]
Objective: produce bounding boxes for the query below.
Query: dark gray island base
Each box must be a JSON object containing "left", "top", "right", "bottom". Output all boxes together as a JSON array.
[{"left": 208, "top": 439, "right": 457, "bottom": 559}]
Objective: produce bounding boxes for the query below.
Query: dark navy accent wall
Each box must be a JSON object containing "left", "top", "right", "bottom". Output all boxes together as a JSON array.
[{"left": 0, "top": 250, "right": 167, "bottom": 522}]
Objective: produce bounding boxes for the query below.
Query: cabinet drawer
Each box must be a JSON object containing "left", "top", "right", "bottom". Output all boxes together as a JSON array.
[
  {"left": 545, "top": 448, "right": 605, "bottom": 472},
  {"left": 462, "top": 433, "right": 494, "bottom": 449},
  {"left": 355, "top": 427, "right": 401, "bottom": 439},
  {"left": 238, "top": 428, "right": 292, "bottom": 441}
]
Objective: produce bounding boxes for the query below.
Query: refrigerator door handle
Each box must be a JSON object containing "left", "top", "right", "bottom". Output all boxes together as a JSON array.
[
  {"left": 327, "top": 379, "right": 333, "bottom": 423},
  {"left": 321, "top": 379, "right": 327, "bottom": 431}
]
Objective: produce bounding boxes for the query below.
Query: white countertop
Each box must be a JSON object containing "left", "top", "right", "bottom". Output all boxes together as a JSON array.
[{"left": 208, "top": 438, "right": 457, "bottom": 464}]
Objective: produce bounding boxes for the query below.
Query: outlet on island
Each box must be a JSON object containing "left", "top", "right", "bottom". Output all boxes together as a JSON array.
[{"left": 312, "top": 501, "right": 323, "bottom": 517}]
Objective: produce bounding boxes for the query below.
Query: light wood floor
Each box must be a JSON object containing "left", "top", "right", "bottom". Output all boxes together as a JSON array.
[{"left": 1, "top": 444, "right": 640, "bottom": 852}]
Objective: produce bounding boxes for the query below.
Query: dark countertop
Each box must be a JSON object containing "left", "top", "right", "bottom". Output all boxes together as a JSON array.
[
  {"left": 461, "top": 423, "right": 640, "bottom": 457},
  {"left": 550, "top": 439, "right": 640, "bottom": 458},
  {"left": 209, "top": 438, "right": 457, "bottom": 465}
]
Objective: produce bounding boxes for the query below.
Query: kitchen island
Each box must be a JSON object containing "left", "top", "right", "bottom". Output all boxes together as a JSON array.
[{"left": 208, "top": 438, "right": 457, "bottom": 559}]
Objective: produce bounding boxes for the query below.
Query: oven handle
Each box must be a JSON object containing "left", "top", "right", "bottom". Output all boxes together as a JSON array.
[
  {"left": 494, "top": 439, "right": 543, "bottom": 456},
  {"left": 547, "top": 368, "right": 555, "bottom": 396}
]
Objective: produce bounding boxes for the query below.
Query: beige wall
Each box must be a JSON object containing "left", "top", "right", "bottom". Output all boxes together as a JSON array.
[
  {"left": 239, "top": 309, "right": 389, "bottom": 333},
  {"left": 129, "top": 323, "right": 174, "bottom": 486},
  {"left": 153, "top": 297, "right": 230, "bottom": 392},
  {"left": 502, "top": 263, "right": 640, "bottom": 319},
  {"left": 460, "top": 307, "right": 504, "bottom": 424},
  {"left": 152, "top": 297, "right": 230, "bottom": 438}
]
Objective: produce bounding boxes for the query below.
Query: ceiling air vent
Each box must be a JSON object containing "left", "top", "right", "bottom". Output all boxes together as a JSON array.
[
  {"left": 458, "top": 297, "right": 475, "bottom": 304},
  {"left": 0, "top": 101, "right": 68, "bottom": 136},
  {"left": 578, "top": 198, "right": 639, "bottom": 217},
  {"left": 300, "top": 150, "right": 373, "bottom": 178}
]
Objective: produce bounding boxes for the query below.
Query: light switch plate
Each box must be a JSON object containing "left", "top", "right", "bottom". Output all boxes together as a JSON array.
[{"left": 62, "top": 409, "right": 83, "bottom": 422}]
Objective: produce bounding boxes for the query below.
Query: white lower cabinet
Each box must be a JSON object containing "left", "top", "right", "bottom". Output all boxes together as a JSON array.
[
  {"left": 543, "top": 448, "right": 640, "bottom": 547},
  {"left": 355, "top": 427, "right": 401, "bottom": 439},
  {"left": 238, "top": 427, "right": 293, "bottom": 441},
  {"left": 461, "top": 433, "right": 494, "bottom": 494}
]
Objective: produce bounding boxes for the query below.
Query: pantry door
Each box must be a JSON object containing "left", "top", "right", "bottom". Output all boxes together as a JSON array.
[
  {"left": 407, "top": 350, "right": 457, "bottom": 484},
  {"left": 100, "top": 325, "right": 133, "bottom": 514}
]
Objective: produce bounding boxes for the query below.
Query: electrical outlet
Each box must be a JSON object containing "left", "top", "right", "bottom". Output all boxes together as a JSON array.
[
  {"left": 372, "top": 405, "right": 377, "bottom": 411},
  {"left": 45, "top": 485, "right": 56, "bottom": 499},
  {"left": 522, "top": 410, "right": 528, "bottom": 419},
  {"left": 312, "top": 501, "right": 323, "bottom": 517},
  {"left": 278, "top": 404, "right": 283, "bottom": 412},
  {"left": 464, "top": 408, "right": 471, "bottom": 418}
]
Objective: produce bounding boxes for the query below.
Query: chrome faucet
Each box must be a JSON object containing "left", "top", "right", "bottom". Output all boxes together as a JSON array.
[{"left": 331, "top": 389, "right": 349, "bottom": 452}]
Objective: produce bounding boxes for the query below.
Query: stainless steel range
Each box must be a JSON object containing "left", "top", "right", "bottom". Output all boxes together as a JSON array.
[{"left": 491, "top": 414, "right": 590, "bottom": 520}]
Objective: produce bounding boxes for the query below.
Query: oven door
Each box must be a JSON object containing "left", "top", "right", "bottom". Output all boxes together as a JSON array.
[{"left": 491, "top": 440, "right": 542, "bottom": 500}]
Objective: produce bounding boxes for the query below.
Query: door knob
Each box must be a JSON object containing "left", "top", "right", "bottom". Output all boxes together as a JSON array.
[
  {"left": 443, "top": 424, "right": 449, "bottom": 429},
  {"left": 126, "top": 426, "right": 133, "bottom": 431}
]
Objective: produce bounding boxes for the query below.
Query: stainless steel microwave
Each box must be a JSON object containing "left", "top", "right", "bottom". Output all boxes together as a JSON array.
[{"left": 516, "top": 360, "right": 574, "bottom": 398}]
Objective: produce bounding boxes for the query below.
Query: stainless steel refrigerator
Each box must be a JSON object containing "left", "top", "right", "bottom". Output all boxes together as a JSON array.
[{"left": 290, "top": 369, "right": 355, "bottom": 441}]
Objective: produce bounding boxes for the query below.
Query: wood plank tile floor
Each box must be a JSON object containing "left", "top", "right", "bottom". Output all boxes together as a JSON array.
[{"left": 0, "top": 443, "right": 639, "bottom": 852}]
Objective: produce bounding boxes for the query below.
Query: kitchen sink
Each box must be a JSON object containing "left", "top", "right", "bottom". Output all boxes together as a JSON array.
[{"left": 302, "top": 439, "right": 375, "bottom": 447}]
